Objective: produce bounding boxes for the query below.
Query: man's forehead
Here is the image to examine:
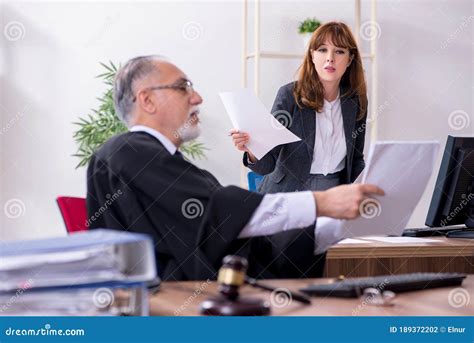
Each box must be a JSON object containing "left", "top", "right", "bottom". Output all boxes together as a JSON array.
[{"left": 154, "top": 61, "right": 187, "bottom": 82}]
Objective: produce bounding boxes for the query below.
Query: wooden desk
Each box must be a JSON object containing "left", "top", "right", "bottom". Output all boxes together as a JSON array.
[
  {"left": 325, "top": 237, "right": 474, "bottom": 277},
  {"left": 149, "top": 276, "right": 474, "bottom": 316}
]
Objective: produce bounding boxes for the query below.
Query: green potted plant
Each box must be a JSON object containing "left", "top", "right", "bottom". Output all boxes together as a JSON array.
[
  {"left": 73, "top": 62, "right": 207, "bottom": 168},
  {"left": 298, "top": 18, "right": 321, "bottom": 48}
]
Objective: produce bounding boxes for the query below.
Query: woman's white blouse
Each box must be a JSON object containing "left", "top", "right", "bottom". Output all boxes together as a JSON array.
[{"left": 310, "top": 93, "right": 347, "bottom": 175}]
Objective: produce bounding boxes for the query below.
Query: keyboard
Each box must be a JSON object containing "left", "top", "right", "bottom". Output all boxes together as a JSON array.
[
  {"left": 402, "top": 227, "right": 459, "bottom": 237},
  {"left": 300, "top": 273, "right": 466, "bottom": 298}
]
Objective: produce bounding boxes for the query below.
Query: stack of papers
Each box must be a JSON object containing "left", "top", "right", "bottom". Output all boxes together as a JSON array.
[
  {"left": 0, "top": 245, "right": 123, "bottom": 291},
  {"left": 0, "top": 229, "right": 157, "bottom": 316},
  {"left": 337, "top": 236, "right": 443, "bottom": 245},
  {"left": 362, "top": 236, "right": 442, "bottom": 244},
  {"left": 0, "top": 288, "right": 118, "bottom": 316}
]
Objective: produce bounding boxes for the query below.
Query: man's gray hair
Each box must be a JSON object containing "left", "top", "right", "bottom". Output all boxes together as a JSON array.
[{"left": 113, "top": 55, "right": 165, "bottom": 125}]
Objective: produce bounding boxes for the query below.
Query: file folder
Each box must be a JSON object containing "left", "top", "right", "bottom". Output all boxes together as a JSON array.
[{"left": 0, "top": 229, "right": 157, "bottom": 292}]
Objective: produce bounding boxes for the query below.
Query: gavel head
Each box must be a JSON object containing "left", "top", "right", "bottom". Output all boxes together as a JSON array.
[{"left": 217, "top": 255, "right": 248, "bottom": 301}]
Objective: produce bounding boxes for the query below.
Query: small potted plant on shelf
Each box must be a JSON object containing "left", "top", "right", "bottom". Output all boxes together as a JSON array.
[
  {"left": 73, "top": 62, "right": 207, "bottom": 168},
  {"left": 298, "top": 18, "right": 321, "bottom": 48}
]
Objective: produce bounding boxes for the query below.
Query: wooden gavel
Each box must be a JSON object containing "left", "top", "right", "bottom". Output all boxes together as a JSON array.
[
  {"left": 200, "top": 255, "right": 270, "bottom": 316},
  {"left": 200, "top": 255, "right": 311, "bottom": 315}
]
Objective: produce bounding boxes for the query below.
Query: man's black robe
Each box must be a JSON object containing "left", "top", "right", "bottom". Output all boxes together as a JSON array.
[{"left": 86, "top": 131, "right": 325, "bottom": 281}]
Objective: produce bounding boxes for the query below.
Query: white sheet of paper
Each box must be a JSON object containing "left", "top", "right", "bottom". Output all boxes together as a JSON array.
[
  {"left": 219, "top": 89, "right": 301, "bottom": 159},
  {"left": 337, "top": 238, "right": 369, "bottom": 244},
  {"left": 363, "top": 236, "right": 442, "bottom": 244},
  {"left": 343, "top": 141, "right": 440, "bottom": 237}
]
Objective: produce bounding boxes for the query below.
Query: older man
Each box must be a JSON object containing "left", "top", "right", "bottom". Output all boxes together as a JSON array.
[{"left": 86, "top": 55, "right": 383, "bottom": 281}]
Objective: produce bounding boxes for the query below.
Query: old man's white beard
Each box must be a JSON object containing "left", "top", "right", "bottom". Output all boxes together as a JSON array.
[{"left": 176, "top": 122, "right": 201, "bottom": 143}]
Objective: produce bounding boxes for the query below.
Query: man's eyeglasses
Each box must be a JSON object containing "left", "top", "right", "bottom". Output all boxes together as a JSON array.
[{"left": 132, "top": 79, "right": 194, "bottom": 102}]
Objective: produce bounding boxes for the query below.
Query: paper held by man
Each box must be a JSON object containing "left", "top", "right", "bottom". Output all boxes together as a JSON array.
[
  {"left": 315, "top": 141, "right": 440, "bottom": 251},
  {"left": 220, "top": 88, "right": 301, "bottom": 159}
]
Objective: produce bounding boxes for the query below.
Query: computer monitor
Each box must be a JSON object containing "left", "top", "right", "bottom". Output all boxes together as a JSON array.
[{"left": 425, "top": 136, "right": 474, "bottom": 236}]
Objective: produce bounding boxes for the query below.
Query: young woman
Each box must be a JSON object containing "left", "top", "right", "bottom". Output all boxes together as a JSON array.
[{"left": 231, "top": 21, "right": 368, "bottom": 193}]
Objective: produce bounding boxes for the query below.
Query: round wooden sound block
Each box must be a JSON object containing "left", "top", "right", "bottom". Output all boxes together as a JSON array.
[{"left": 200, "top": 296, "right": 271, "bottom": 316}]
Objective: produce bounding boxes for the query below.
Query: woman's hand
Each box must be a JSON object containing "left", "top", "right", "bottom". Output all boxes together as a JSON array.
[{"left": 229, "top": 129, "right": 257, "bottom": 163}]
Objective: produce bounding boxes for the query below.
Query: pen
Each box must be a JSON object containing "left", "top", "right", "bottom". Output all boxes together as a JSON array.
[{"left": 245, "top": 276, "right": 312, "bottom": 305}]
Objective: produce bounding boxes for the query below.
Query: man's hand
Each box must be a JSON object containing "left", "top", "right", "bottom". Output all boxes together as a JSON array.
[{"left": 313, "top": 184, "right": 385, "bottom": 220}]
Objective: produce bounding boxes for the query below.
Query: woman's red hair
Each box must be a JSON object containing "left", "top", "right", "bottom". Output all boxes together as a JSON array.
[{"left": 294, "top": 21, "right": 368, "bottom": 119}]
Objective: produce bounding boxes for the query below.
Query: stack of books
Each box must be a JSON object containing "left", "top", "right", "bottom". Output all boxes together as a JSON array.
[{"left": 0, "top": 229, "right": 157, "bottom": 316}]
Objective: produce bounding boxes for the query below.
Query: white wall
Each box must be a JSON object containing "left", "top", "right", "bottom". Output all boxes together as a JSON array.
[{"left": 0, "top": 0, "right": 472, "bottom": 240}]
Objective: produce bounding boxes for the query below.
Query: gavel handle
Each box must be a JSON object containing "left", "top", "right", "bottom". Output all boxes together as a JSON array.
[{"left": 245, "top": 277, "right": 312, "bottom": 305}]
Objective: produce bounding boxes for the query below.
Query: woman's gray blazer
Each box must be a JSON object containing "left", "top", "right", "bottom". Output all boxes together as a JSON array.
[{"left": 244, "top": 81, "right": 367, "bottom": 193}]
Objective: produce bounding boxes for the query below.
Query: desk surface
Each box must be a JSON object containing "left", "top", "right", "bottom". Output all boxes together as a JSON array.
[{"left": 149, "top": 275, "right": 474, "bottom": 316}]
